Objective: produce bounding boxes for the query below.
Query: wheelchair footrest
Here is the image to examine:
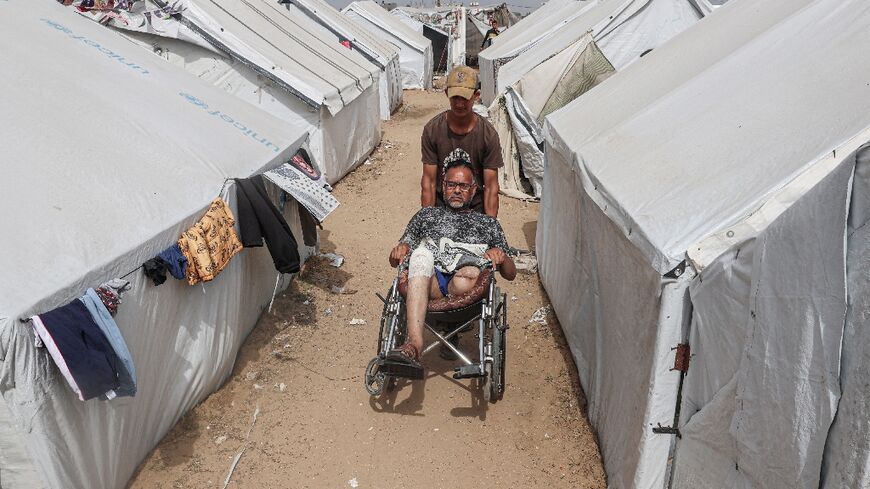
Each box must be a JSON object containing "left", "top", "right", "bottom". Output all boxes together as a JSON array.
[
  {"left": 380, "top": 359, "right": 424, "bottom": 380},
  {"left": 453, "top": 364, "right": 484, "bottom": 379}
]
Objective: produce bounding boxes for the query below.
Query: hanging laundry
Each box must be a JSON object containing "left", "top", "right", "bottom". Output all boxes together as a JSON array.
[
  {"left": 80, "top": 289, "right": 137, "bottom": 397},
  {"left": 235, "top": 175, "right": 300, "bottom": 274},
  {"left": 177, "top": 198, "right": 243, "bottom": 285},
  {"left": 158, "top": 243, "right": 188, "bottom": 280},
  {"left": 298, "top": 203, "right": 319, "bottom": 248},
  {"left": 142, "top": 243, "right": 189, "bottom": 286},
  {"left": 143, "top": 257, "right": 169, "bottom": 286},
  {"left": 95, "top": 278, "right": 130, "bottom": 316},
  {"left": 29, "top": 300, "right": 122, "bottom": 401}
]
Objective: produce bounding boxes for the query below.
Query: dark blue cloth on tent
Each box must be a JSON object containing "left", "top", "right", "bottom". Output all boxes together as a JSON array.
[
  {"left": 37, "top": 299, "right": 121, "bottom": 401},
  {"left": 157, "top": 243, "right": 188, "bottom": 280}
]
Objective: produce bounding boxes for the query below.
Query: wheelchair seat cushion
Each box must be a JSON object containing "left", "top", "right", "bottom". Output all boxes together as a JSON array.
[{"left": 398, "top": 267, "right": 492, "bottom": 312}]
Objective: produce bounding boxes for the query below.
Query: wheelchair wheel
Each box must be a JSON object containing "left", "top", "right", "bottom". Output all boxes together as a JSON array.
[
  {"left": 486, "top": 292, "right": 507, "bottom": 403},
  {"left": 377, "top": 284, "right": 405, "bottom": 355},
  {"left": 365, "top": 357, "right": 386, "bottom": 396}
]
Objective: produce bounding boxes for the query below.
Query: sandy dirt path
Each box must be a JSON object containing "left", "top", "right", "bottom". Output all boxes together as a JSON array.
[{"left": 128, "top": 89, "right": 606, "bottom": 489}]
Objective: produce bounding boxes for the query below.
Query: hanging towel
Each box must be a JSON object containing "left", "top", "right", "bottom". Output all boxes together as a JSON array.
[
  {"left": 235, "top": 175, "right": 300, "bottom": 274},
  {"left": 80, "top": 289, "right": 137, "bottom": 397},
  {"left": 177, "top": 198, "right": 243, "bottom": 285},
  {"left": 29, "top": 299, "right": 121, "bottom": 401}
]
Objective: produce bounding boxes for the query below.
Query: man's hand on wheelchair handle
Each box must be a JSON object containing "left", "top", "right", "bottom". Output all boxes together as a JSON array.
[
  {"left": 484, "top": 248, "right": 507, "bottom": 268},
  {"left": 389, "top": 243, "right": 411, "bottom": 268}
]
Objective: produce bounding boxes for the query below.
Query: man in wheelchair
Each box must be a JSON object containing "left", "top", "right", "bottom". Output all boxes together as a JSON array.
[{"left": 385, "top": 157, "right": 516, "bottom": 379}]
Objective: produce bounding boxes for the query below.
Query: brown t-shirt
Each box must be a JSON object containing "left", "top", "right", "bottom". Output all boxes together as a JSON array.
[{"left": 421, "top": 111, "right": 503, "bottom": 211}]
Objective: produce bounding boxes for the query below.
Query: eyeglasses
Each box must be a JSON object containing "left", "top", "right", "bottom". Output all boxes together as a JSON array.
[{"left": 444, "top": 180, "right": 475, "bottom": 191}]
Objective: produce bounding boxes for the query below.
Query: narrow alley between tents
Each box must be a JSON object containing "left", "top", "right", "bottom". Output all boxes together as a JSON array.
[{"left": 126, "top": 89, "right": 607, "bottom": 489}]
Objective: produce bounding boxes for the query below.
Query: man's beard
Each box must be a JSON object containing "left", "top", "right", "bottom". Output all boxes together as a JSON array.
[{"left": 447, "top": 197, "right": 471, "bottom": 210}]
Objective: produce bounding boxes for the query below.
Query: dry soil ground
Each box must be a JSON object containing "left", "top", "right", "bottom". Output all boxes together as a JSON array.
[{"left": 127, "top": 89, "right": 606, "bottom": 489}]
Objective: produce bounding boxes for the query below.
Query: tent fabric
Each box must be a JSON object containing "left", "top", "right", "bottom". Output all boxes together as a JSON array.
[
  {"left": 96, "top": 1, "right": 382, "bottom": 185},
  {"left": 671, "top": 148, "right": 864, "bottom": 489},
  {"left": 467, "top": 2, "right": 521, "bottom": 63},
  {"left": 543, "top": 0, "right": 870, "bottom": 276},
  {"left": 481, "top": 0, "right": 703, "bottom": 106},
  {"left": 0, "top": 2, "right": 314, "bottom": 487},
  {"left": 391, "top": 9, "right": 451, "bottom": 72},
  {"left": 538, "top": 0, "right": 870, "bottom": 487},
  {"left": 820, "top": 153, "right": 870, "bottom": 487},
  {"left": 286, "top": 0, "right": 403, "bottom": 119},
  {"left": 392, "top": 8, "right": 425, "bottom": 32},
  {"left": 463, "top": 12, "right": 487, "bottom": 64},
  {"left": 728, "top": 162, "right": 851, "bottom": 489},
  {"left": 490, "top": 34, "right": 614, "bottom": 199},
  {"left": 535, "top": 144, "right": 694, "bottom": 489},
  {"left": 392, "top": 6, "right": 467, "bottom": 69},
  {"left": 478, "top": 0, "right": 585, "bottom": 104},
  {"left": 491, "top": 0, "right": 700, "bottom": 199},
  {"left": 176, "top": 0, "right": 379, "bottom": 117},
  {"left": 101, "top": 0, "right": 380, "bottom": 117},
  {"left": 343, "top": 0, "right": 433, "bottom": 89},
  {"left": 495, "top": 0, "right": 701, "bottom": 100}
]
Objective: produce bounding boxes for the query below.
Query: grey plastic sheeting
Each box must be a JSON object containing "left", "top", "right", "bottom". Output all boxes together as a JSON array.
[
  {"left": 287, "top": 0, "right": 403, "bottom": 118},
  {"left": 673, "top": 157, "right": 857, "bottom": 488},
  {"left": 544, "top": 0, "right": 870, "bottom": 275},
  {"left": 342, "top": 0, "right": 433, "bottom": 90},
  {"left": 0, "top": 2, "right": 312, "bottom": 487},
  {"left": 536, "top": 142, "right": 694, "bottom": 488},
  {"left": 537, "top": 0, "right": 870, "bottom": 487}
]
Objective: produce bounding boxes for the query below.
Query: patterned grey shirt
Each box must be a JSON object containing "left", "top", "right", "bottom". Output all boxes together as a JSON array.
[{"left": 400, "top": 207, "right": 510, "bottom": 272}]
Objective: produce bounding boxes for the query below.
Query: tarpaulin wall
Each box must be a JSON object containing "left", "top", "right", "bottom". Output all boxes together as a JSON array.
[
  {"left": 673, "top": 144, "right": 870, "bottom": 489},
  {"left": 343, "top": 1, "right": 433, "bottom": 89},
  {"left": 478, "top": 0, "right": 582, "bottom": 105},
  {"left": 464, "top": 13, "right": 486, "bottom": 65},
  {"left": 424, "top": 25, "right": 449, "bottom": 72},
  {"left": 117, "top": 32, "right": 381, "bottom": 185},
  {"left": 285, "top": 0, "right": 404, "bottom": 120},
  {"left": 389, "top": 7, "right": 466, "bottom": 72},
  {"left": 0, "top": 3, "right": 315, "bottom": 487},
  {"left": 491, "top": 35, "right": 615, "bottom": 199},
  {"left": 0, "top": 196, "right": 312, "bottom": 489},
  {"left": 821, "top": 147, "right": 870, "bottom": 487},
  {"left": 536, "top": 136, "right": 693, "bottom": 489},
  {"left": 536, "top": 0, "right": 870, "bottom": 486}
]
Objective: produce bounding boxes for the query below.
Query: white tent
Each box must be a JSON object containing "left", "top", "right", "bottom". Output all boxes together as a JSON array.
[
  {"left": 489, "top": 0, "right": 705, "bottom": 199},
  {"left": 0, "top": 2, "right": 315, "bottom": 488},
  {"left": 489, "top": 34, "right": 615, "bottom": 199},
  {"left": 391, "top": 7, "right": 464, "bottom": 73},
  {"left": 85, "top": 0, "right": 382, "bottom": 185},
  {"left": 480, "top": 0, "right": 708, "bottom": 105},
  {"left": 465, "top": 3, "right": 520, "bottom": 65},
  {"left": 392, "top": 6, "right": 466, "bottom": 71},
  {"left": 477, "top": 0, "right": 582, "bottom": 104},
  {"left": 390, "top": 9, "right": 443, "bottom": 72},
  {"left": 286, "top": 0, "right": 403, "bottom": 119},
  {"left": 537, "top": 0, "right": 870, "bottom": 488},
  {"left": 343, "top": 0, "right": 433, "bottom": 90}
]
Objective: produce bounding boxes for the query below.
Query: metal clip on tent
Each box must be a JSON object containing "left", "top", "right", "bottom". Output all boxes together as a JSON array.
[{"left": 651, "top": 343, "right": 691, "bottom": 438}]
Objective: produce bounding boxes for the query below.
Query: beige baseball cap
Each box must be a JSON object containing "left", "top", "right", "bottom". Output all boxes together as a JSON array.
[{"left": 446, "top": 65, "right": 478, "bottom": 100}]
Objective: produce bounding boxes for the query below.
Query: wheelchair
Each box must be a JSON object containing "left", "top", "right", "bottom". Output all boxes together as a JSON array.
[{"left": 364, "top": 262, "right": 509, "bottom": 403}]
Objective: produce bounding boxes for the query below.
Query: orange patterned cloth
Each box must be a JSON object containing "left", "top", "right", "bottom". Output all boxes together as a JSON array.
[{"left": 177, "top": 198, "right": 243, "bottom": 285}]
